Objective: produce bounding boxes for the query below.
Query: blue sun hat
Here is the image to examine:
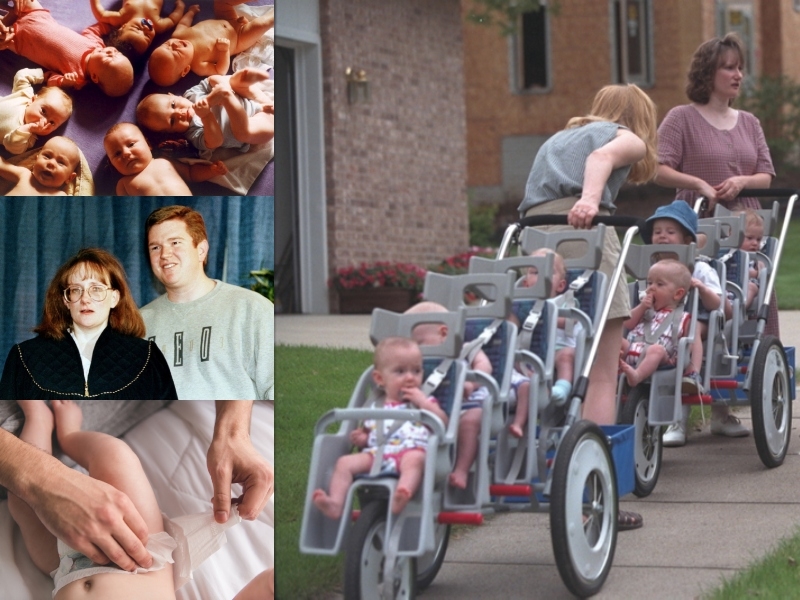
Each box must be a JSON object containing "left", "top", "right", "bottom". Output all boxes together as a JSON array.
[{"left": 641, "top": 200, "right": 698, "bottom": 244}]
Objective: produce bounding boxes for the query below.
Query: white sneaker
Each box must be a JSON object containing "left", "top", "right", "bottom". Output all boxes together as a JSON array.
[
  {"left": 710, "top": 414, "right": 750, "bottom": 437},
  {"left": 663, "top": 421, "right": 686, "bottom": 447}
]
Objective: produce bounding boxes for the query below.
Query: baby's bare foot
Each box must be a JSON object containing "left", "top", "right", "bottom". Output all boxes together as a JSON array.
[
  {"left": 17, "top": 399, "right": 52, "bottom": 421},
  {"left": 448, "top": 470, "right": 468, "bottom": 490},
  {"left": 52, "top": 399, "right": 83, "bottom": 441},
  {"left": 618, "top": 361, "right": 643, "bottom": 388},
  {"left": 312, "top": 489, "right": 343, "bottom": 520}
]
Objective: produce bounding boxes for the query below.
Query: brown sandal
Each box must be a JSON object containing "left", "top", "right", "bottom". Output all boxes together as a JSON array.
[{"left": 618, "top": 510, "right": 643, "bottom": 531}]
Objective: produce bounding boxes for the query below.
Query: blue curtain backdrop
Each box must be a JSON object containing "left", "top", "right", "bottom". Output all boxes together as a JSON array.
[{"left": 0, "top": 196, "right": 274, "bottom": 355}]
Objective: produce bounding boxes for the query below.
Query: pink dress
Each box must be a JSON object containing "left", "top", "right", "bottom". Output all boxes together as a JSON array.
[
  {"left": 658, "top": 104, "right": 780, "bottom": 338},
  {"left": 657, "top": 104, "right": 774, "bottom": 211}
]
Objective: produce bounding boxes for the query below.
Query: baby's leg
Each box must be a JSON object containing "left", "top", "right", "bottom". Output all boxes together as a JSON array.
[
  {"left": 233, "top": 568, "right": 273, "bottom": 600},
  {"left": 555, "top": 347, "right": 575, "bottom": 383},
  {"left": 746, "top": 282, "right": 758, "bottom": 310},
  {"left": 212, "top": 87, "right": 273, "bottom": 145},
  {"left": 51, "top": 401, "right": 164, "bottom": 536},
  {"left": 312, "top": 452, "right": 373, "bottom": 520},
  {"left": 619, "top": 344, "right": 668, "bottom": 387},
  {"left": 449, "top": 407, "right": 481, "bottom": 489},
  {"left": 509, "top": 380, "right": 530, "bottom": 438},
  {"left": 231, "top": 11, "right": 274, "bottom": 54},
  {"left": 7, "top": 401, "right": 59, "bottom": 574},
  {"left": 229, "top": 68, "right": 271, "bottom": 105},
  {"left": 393, "top": 449, "right": 425, "bottom": 514}
]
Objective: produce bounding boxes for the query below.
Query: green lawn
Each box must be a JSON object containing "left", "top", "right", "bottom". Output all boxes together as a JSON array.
[
  {"left": 274, "top": 345, "right": 373, "bottom": 600},
  {"left": 773, "top": 218, "right": 800, "bottom": 309}
]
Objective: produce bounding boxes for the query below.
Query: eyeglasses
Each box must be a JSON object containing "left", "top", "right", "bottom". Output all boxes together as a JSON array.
[{"left": 63, "top": 285, "right": 111, "bottom": 304}]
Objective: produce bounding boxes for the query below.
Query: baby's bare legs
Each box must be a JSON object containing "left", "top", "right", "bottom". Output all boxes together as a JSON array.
[
  {"left": 6, "top": 401, "right": 60, "bottom": 574},
  {"left": 449, "top": 407, "right": 481, "bottom": 489},
  {"left": 207, "top": 84, "right": 273, "bottom": 144},
  {"left": 555, "top": 347, "right": 575, "bottom": 384},
  {"left": 51, "top": 400, "right": 165, "bottom": 537},
  {"left": 619, "top": 344, "right": 668, "bottom": 388},
  {"left": 229, "top": 68, "right": 272, "bottom": 107},
  {"left": 393, "top": 449, "right": 425, "bottom": 514},
  {"left": 509, "top": 380, "right": 530, "bottom": 438},
  {"left": 312, "top": 452, "right": 373, "bottom": 520},
  {"left": 233, "top": 568, "right": 274, "bottom": 600}
]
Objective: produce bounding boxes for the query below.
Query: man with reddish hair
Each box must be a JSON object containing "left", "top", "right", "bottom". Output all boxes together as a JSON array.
[{"left": 141, "top": 204, "right": 273, "bottom": 400}]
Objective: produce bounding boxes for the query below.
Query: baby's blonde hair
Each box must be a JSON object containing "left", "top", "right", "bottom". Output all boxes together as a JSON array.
[
  {"left": 373, "top": 337, "right": 420, "bottom": 369},
  {"left": 651, "top": 259, "right": 692, "bottom": 295},
  {"left": 37, "top": 86, "right": 73, "bottom": 116}
]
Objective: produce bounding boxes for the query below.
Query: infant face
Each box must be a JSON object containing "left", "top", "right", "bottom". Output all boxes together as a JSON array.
[
  {"left": 104, "top": 123, "right": 153, "bottom": 176},
  {"left": 118, "top": 17, "right": 156, "bottom": 55},
  {"left": 32, "top": 137, "right": 79, "bottom": 188},
  {"left": 140, "top": 94, "right": 195, "bottom": 133},
  {"left": 148, "top": 39, "right": 194, "bottom": 87},
  {"left": 24, "top": 94, "right": 71, "bottom": 135},
  {"left": 86, "top": 47, "right": 134, "bottom": 97}
]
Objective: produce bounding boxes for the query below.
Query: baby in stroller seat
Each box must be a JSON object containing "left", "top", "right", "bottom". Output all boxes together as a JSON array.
[
  {"left": 508, "top": 248, "right": 576, "bottom": 438},
  {"left": 619, "top": 259, "right": 697, "bottom": 387},
  {"left": 406, "top": 301, "right": 492, "bottom": 490},
  {"left": 312, "top": 337, "right": 448, "bottom": 519}
]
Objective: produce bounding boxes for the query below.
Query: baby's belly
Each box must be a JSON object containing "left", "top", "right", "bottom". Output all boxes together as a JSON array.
[{"left": 55, "top": 566, "right": 175, "bottom": 600}]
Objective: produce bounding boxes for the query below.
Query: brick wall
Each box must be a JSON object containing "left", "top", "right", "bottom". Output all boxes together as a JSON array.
[{"left": 320, "top": 0, "right": 469, "bottom": 279}]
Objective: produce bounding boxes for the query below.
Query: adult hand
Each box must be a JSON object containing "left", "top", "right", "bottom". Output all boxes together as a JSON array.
[
  {"left": 28, "top": 461, "right": 152, "bottom": 571},
  {"left": 567, "top": 199, "right": 598, "bottom": 229},
  {"left": 713, "top": 176, "right": 745, "bottom": 203},
  {"left": 207, "top": 430, "right": 273, "bottom": 523}
]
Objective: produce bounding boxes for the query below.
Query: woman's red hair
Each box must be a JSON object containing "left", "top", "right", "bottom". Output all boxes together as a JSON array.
[{"left": 34, "top": 248, "right": 145, "bottom": 340}]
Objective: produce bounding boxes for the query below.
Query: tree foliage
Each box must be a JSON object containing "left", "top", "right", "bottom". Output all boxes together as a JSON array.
[{"left": 465, "top": 0, "right": 558, "bottom": 36}]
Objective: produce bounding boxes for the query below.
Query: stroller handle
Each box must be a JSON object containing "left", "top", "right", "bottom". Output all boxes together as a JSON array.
[{"left": 518, "top": 214, "right": 645, "bottom": 229}]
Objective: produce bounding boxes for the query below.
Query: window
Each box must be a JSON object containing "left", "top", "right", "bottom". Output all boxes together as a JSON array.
[
  {"left": 514, "top": 5, "right": 550, "bottom": 92},
  {"left": 612, "top": 0, "right": 653, "bottom": 86},
  {"left": 718, "top": 4, "right": 755, "bottom": 78}
]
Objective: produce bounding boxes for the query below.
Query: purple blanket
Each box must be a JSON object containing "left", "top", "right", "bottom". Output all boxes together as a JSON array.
[{"left": 0, "top": 0, "right": 273, "bottom": 196}]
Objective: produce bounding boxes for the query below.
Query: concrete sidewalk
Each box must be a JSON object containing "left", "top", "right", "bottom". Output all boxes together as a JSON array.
[{"left": 277, "top": 312, "right": 800, "bottom": 599}]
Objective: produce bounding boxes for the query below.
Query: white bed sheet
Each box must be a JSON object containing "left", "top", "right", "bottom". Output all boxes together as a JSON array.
[{"left": 0, "top": 401, "right": 274, "bottom": 600}]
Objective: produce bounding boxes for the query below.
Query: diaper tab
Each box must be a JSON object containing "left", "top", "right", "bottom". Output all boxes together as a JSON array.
[{"left": 163, "top": 505, "right": 242, "bottom": 590}]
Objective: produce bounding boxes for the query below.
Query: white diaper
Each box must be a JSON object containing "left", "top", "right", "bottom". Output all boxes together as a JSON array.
[
  {"left": 50, "top": 506, "right": 242, "bottom": 595},
  {"left": 50, "top": 531, "right": 177, "bottom": 597},
  {"left": 164, "top": 505, "right": 242, "bottom": 590}
]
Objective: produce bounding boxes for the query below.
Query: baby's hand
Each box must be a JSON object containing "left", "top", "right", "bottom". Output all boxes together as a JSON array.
[
  {"left": 400, "top": 386, "right": 427, "bottom": 407},
  {"left": 640, "top": 292, "right": 654, "bottom": 309},
  {"left": 61, "top": 72, "right": 80, "bottom": 87},
  {"left": 215, "top": 37, "right": 230, "bottom": 52},
  {"left": 188, "top": 4, "right": 201, "bottom": 15},
  {"left": 193, "top": 97, "right": 211, "bottom": 118},
  {"left": 175, "top": 0, "right": 185, "bottom": 10},
  {"left": 349, "top": 428, "right": 368, "bottom": 447}
]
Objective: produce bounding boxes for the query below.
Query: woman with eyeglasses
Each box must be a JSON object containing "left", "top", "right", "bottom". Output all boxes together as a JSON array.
[{"left": 0, "top": 247, "right": 177, "bottom": 399}]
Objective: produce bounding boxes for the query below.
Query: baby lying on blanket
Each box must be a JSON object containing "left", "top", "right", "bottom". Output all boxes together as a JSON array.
[
  {"left": 0, "top": 135, "right": 80, "bottom": 195},
  {"left": 0, "top": 68, "right": 73, "bottom": 154},
  {"left": 137, "top": 68, "right": 273, "bottom": 160},
  {"left": 8, "top": 400, "right": 242, "bottom": 599},
  {"left": 148, "top": 0, "right": 274, "bottom": 86},
  {"left": 90, "top": 0, "right": 187, "bottom": 58},
  {"left": 104, "top": 122, "right": 226, "bottom": 195}
]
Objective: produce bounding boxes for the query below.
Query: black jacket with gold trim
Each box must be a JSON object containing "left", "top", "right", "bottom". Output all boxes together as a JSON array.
[{"left": 0, "top": 328, "right": 178, "bottom": 400}]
